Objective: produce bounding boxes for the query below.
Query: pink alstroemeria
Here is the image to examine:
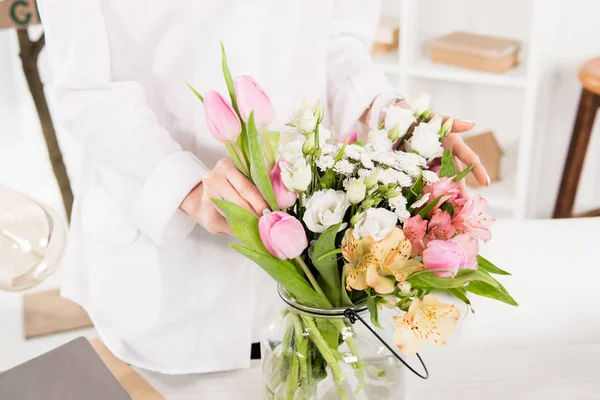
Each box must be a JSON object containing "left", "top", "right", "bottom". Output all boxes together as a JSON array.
[
  {"left": 336, "top": 129, "right": 358, "bottom": 145},
  {"left": 402, "top": 215, "right": 428, "bottom": 256},
  {"left": 452, "top": 233, "right": 479, "bottom": 269},
  {"left": 426, "top": 210, "right": 456, "bottom": 241},
  {"left": 203, "top": 91, "right": 242, "bottom": 143},
  {"left": 453, "top": 195, "right": 495, "bottom": 242},
  {"left": 270, "top": 161, "right": 297, "bottom": 209},
  {"left": 422, "top": 240, "right": 468, "bottom": 277},
  {"left": 234, "top": 75, "right": 276, "bottom": 127},
  {"left": 422, "top": 177, "right": 460, "bottom": 212},
  {"left": 258, "top": 211, "right": 307, "bottom": 260}
]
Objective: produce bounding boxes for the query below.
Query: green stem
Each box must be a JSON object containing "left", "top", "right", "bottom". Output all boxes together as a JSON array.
[
  {"left": 301, "top": 316, "right": 346, "bottom": 399},
  {"left": 284, "top": 349, "right": 299, "bottom": 400},
  {"left": 290, "top": 313, "right": 310, "bottom": 399},
  {"left": 225, "top": 142, "right": 250, "bottom": 177},
  {"left": 294, "top": 257, "right": 329, "bottom": 303}
]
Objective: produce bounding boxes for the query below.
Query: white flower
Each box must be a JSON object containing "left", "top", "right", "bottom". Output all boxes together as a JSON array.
[
  {"left": 367, "top": 129, "right": 394, "bottom": 149},
  {"left": 354, "top": 208, "right": 398, "bottom": 241},
  {"left": 388, "top": 194, "right": 407, "bottom": 213},
  {"left": 409, "top": 118, "right": 443, "bottom": 160},
  {"left": 321, "top": 144, "right": 339, "bottom": 155},
  {"left": 370, "top": 149, "right": 397, "bottom": 166},
  {"left": 410, "top": 93, "right": 431, "bottom": 116},
  {"left": 396, "top": 171, "right": 413, "bottom": 187},
  {"left": 360, "top": 154, "right": 375, "bottom": 169},
  {"left": 291, "top": 102, "right": 319, "bottom": 134},
  {"left": 281, "top": 157, "right": 312, "bottom": 192},
  {"left": 279, "top": 138, "right": 305, "bottom": 163},
  {"left": 333, "top": 159, "right": 355, "bottom": 175},
  {"left": 422, "top": 170, "right": 440, "bottom": 184},
  {"left": 411, "top": 193, "right": 430, "bottom": 209},
  {"left": 385, "top": 106, "right": 416, "bottom": 139},
  {"left": 316, "top": 155, "right": 335, "bottom": 171},
  {"left": 398, "top": 281, "right": 411, "bottom": 294},
  {"left": 377, "top": 168, "right": 397, "bottom": 185},
  {"left": 358, "top": 168, "right": 372, "bottom": 180},
  {"left": 344, "top": 178, "right": 367, "bottom": 204},
  {"left": 303, "top": 189, "right": 350, "bottom": 233},
  {"left": 397, "top": 209, "right": 411, "bottom": 223},
  {"left": 344, "top": 144, "right": 365, "bottom": 161}
]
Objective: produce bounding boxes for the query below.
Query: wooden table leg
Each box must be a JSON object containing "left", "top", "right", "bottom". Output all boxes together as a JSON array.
[{"left": 553, "top": 89, "right": 600, "bottom": 218}]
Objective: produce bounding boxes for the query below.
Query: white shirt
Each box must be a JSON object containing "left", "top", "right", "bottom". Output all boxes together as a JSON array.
[{"left": 38, "top": 0, "right": 397, "bottom": 374}]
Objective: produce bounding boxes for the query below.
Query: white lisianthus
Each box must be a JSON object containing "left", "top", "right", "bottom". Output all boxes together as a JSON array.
[
  {"left": 411, "top": 193, "right": 431, "bottom": 208},
  {"left": 410, "top": 93, "right": 431, "bottom": 117},
  {"left": 408, "top": 117, "right": 444, "bottom": 160},
  {"left": 344, "top": 178, "right": 367, "bottom": 204},
  {"left": 291, "top": 102, "right": 319, "bottom": 134},
  {"left": 360, "top": 153, "right": 375, "bottom": 169},
  {"left": 281, "top": 157, "right": 312, "bottom": 192},
  {"left": 384, "top": 106, "right": 416, "bottom": 139},
  {"left": 367, "top": 129, "right": 394, "bottom": 149},
  {"left": 333, "top": 159, "right": 355, "bottom": 175},
  {"left": 422, "top": 170, "right": 440, "bottom": 184},
  {"left": 354, "top": 208, "right": 398, "bottom": 241},
  {"left": 279, "top": 138, "right": 305, "bottom": 163},
  {"left": 316, "top": 155, "right": 335, "bottom": 171},
  {"left": 303, "top": 189, "right": 350, "bottom": 233}
]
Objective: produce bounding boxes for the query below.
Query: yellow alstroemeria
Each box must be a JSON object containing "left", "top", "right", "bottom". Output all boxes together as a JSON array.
[
  {"left": 393, "top": 295, "right": 460, "bottom": 355},
  {"left": 342, "top": 227, "right": 425, "bottom": 295}
]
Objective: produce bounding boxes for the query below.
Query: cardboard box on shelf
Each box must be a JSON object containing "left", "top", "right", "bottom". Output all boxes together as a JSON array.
[
  {"left": 0, "top": 0, "right": 40, "bottom": 29},
  {"left": 429, "top": 31, "right": 521, "bottom": 74},
  {"left": 463, "top": 131, "right": 504, "bottom": 188},
  {"left": 372, "top": 16, "right": 399, "bottom": 54}
]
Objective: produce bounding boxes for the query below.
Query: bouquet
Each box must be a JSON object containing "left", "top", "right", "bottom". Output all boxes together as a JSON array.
[{"left": 189, "top": 44, "right": 517, "bottom": 400}]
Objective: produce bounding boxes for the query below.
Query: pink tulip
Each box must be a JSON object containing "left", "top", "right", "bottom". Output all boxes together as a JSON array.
[
  {"left": 258, "top": 211, "right": 307, "bottom": 260},
  {"left": 270, "top": 161, "right": 297, "bottom": 209},
  {"left": 234, "top": 75, "right": 275, "bottom": 127},
  {"left": 204, "top": 91, "right": 242, "bottom": 143},
  {"left": 337, "top": 129, "right": 358, "bottom": 145},
  {"left": 453, "top": 195, "right": 495, "bottom": 242},
  {"left": 452, "top": 234, "right": 479, "bottom": 269},
  {"left": 402, "top": 215, "right": 428, "bottom": 256},
  {"left": 423, "top": 177, "right": 460, "bottom": 212},
  {"left": 427, "top": 210, "right": 455, "bottom": 241},
  {"left": 423, "top": 240, "right": 468, "bottom": 277}
]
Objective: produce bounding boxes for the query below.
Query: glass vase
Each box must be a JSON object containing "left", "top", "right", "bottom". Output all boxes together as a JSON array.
[{"left": 261, "top": 288, "right": 407, "bottom": 400}]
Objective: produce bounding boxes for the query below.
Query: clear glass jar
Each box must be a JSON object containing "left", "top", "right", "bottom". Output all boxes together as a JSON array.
[
  {"left": 261, "top": 288, "right": 407, "bottom": 400},
  {"left": 0, "top": 186, "right": 66, "bottom": 291}
]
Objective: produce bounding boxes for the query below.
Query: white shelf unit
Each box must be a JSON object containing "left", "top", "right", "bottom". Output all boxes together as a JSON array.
[{"left": 375, "top": 0, "right": 544, "bottom": 218}]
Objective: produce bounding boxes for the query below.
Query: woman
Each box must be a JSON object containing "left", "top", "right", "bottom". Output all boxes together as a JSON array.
[{"left": 38, "top": 0, "right": 487, "bottom": 374}]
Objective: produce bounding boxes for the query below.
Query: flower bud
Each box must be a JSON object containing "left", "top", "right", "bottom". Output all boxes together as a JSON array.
[
  {"left": 388, "top": 123, "right": 402, "bottom": 142},
  {"left": 259, "top": 211, "right": 308, "bottom": 260},
  {"left": 234, "top": 75, "right": 275, "bottom": 127},
  {"left": 364, "top": 170, "right": 379, "bottom": 190},
  {"left": 362, "top": 198, "right": 375, "bottom": 209},
  {"left": 345, "top": 178, "right": 367, "bottom": 204},
  {"left": 302, "top": 132, "right": 316, "bottom": 155},
  {"left": 203, "top": 91, "right": 242, "bottom": 143},
  {"left": 439, "top": 117, "right": 454, "bottom": 139},
  {"left": 313, "top": 100, "right": 324, "bottom": 124}
]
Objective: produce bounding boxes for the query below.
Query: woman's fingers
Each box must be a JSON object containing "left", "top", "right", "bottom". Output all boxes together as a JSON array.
[
  {"left": 443, "top": 133, "right": 489, "bottom": 186},
  {"left": 226, "top": 168, "right": 270, "bottom": 215}
]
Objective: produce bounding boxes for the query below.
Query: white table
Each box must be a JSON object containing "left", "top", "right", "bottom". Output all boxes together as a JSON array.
[{"left": 2, "top": 218, "right": 600, "bottom": 399}]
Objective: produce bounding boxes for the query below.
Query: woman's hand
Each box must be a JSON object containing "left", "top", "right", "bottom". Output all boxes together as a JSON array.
[{"left": 180, "top": 158, "right": 269, "bottom": 235}]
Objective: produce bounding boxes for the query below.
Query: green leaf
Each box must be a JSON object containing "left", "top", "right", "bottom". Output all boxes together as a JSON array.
[
  {"left": 262, "top": 130, "right": 280, "bottom": 171},
  {"left": 334, "top": 140, "right": 348, "bottom": 163},
  {"left": 310, "top": 224, "right": 342, "bottom": 307},
  {"left": 340, "top": 268, "right": 354, "bottom": 307},
  {"left": 447, "top": 287, "right": 471, "bottom": 306},
  {"left": 440, "top": 202, "right": 454, "bottom": 217},
  {"left": 246, "top": 112, "right": 279, "bottom": 210},
  {"left": 186, "top": 81, "right": 204, "bottom": 103},
  {"left": 366, "top": 293, "right": 382, "bottom": 329},
  {"left": 406, "top": 173, "right": 424, "bottom": 204},
  {"left": 466, "top": 280, "right": 518, "bottom": 306},
  {"left": 418, "top": 195, "right": 442, "bottom": 218},
  {"left": 220, "top": 42, "right": 239, "bottom": 114},
  {"left": 439, "top": 149, "right": 457, "bottom": 177},
  {"left": 453, "top": 164, "right": 475, "bottom": 182},
  {"left": 477, "top": 255, "right": 511, "bottom": 275},
  {"left": 212, "top": 199, "right": 265, "bottom": 252},
  {"left": 230, "top": 245, "right": 330, "bottom": 308},
  {"left": 225, "top": 143, "right": 249, "bottom": 178},
  {"left": 316, "top": 319, "right": 339, "bottom": 349},
  {"left": 408, "top": 269, "right": 499, "bottom": 289}
]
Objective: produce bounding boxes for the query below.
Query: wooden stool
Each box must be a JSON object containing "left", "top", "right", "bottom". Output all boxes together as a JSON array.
[{"left": 553, "top": 58, "right": 600, "bottom": 218}]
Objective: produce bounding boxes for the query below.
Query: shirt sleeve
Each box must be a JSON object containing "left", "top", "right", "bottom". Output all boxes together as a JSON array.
[
  {"left": 37, "top": 0, "right": 207, "bottom": 246},
  {"left": 326, "top": 0, "right": 402, "bottom": 135}
]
